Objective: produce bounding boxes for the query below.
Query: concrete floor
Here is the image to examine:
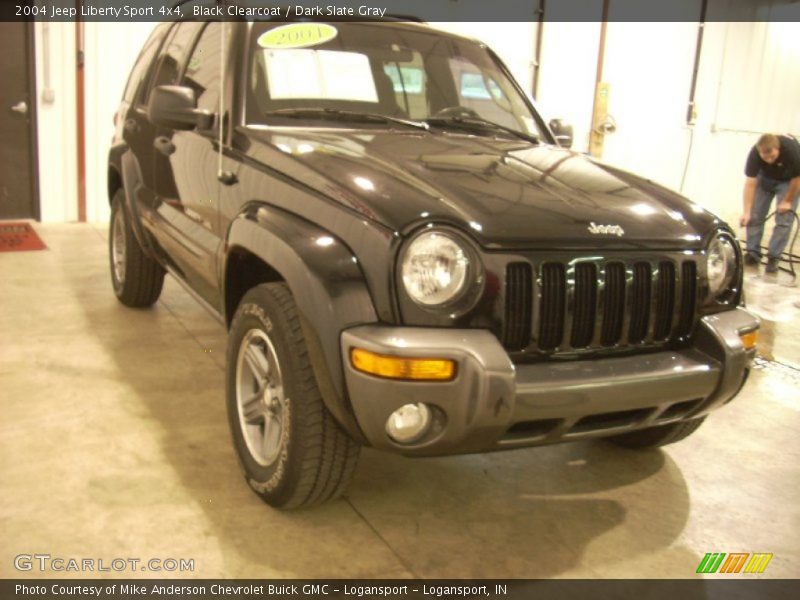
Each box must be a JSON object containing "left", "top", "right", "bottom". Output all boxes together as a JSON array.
[{"left": 1, "top": 223, "right": 799, "bottom": 579}]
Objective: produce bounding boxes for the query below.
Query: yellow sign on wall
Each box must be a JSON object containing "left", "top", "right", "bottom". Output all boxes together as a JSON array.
[{"left": 589, "top": 81, "right": 610, "bottom": 158}]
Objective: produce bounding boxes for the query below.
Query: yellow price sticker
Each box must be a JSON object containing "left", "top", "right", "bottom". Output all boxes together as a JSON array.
[{"left": 257, "top": 23, "right": 338, "bottom": 49}]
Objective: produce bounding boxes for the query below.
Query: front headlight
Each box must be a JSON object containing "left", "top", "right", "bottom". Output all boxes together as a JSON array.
[
  {"left": 706, "top": 234, "right": 737, "bottom": 300},
  {"left": 401, "top": 230, "right": 471, "bottom": 307}
]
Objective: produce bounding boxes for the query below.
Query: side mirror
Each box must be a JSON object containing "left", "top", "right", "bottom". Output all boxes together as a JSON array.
[
  {"left": 549, "top": 118, "right": 574, "bottom": 149},
  {"left": 148, "top": 85, "right": 214, "bottom": 131}
]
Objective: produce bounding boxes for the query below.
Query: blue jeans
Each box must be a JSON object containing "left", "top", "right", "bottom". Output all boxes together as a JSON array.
[{"left": 746, "top": 176, "right": 800, "bottom": 259}]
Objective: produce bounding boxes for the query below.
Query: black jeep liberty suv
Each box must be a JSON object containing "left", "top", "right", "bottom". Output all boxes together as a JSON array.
[{"left": 108, "top": 19, "right": 758, "bottom": 508}]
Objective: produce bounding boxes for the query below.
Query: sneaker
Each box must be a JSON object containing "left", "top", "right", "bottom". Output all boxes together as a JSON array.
[
  {"left": 744, "top": 254, "right": 760, "bottom": 267},
  {"left": 765, "top": 257, "right": 779, "bottom": 274}
]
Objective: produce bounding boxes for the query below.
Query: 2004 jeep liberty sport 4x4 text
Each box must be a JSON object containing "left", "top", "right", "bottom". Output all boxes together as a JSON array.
[{"left": 108, "top": 19, "right": 758, "bottom": 508}]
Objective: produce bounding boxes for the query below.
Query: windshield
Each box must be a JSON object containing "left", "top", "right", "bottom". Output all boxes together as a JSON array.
[{"left": 245, "top": 22, "right": 548, "bottom": 140}]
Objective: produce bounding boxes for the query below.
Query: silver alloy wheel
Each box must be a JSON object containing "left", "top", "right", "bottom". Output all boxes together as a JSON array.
[
  {"left": 235, "top": 328, "right": 287, "bottom": 467},
  {"left": 111, "top": 207, "right": 127, "bottom": 284}
]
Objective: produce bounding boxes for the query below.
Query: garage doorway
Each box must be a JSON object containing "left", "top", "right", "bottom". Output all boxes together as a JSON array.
[{"left": 0, "top": 22, "right": 39, "bottom": 220}]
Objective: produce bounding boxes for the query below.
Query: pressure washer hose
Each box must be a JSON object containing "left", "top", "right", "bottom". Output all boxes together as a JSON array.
[{"left": 741, "top": 208, "right": 800, "bottom": 283}]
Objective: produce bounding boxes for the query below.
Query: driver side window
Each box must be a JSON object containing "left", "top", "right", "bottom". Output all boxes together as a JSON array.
[
  {"left": 145, "top": 22, "right": 203, "bottom": 106},
  {"left": 182, "top": 22, "right": 223, "bottom": 114}
]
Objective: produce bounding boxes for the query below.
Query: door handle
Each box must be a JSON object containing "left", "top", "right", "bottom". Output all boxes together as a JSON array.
[
  {"left": 10, "top": 101, "right": 28, "bottom": 115},
  {"left": 124, "top": 119, "right": 139, "bottom": 134},
  {"left": 154, "top": 136, "right": 176, "bottom": 156}
]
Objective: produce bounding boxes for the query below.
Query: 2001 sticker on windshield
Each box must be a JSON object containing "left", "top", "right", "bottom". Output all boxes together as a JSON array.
[{"left": 257, "top": 24, "right": 338, "bottom": 50}]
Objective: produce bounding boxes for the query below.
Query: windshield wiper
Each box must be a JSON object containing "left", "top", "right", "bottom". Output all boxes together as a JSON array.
[
  {"left": 425, "top": 115, "right": 539, "bottom": 144},
  {"left": 263, "top": 108, "right": 429, "bottom": 131}
]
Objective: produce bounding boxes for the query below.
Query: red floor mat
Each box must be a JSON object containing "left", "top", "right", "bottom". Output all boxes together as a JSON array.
[{"left": 0, "top": 222, "right": 47, "bottom": 252}]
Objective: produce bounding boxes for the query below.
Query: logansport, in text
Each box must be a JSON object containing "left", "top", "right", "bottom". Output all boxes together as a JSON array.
[
  {"left": 194, "top": 4, "right": 388, "bottom": 17},
  {"left": 16, "top": 583, "right": 504, "bottom": 597}
]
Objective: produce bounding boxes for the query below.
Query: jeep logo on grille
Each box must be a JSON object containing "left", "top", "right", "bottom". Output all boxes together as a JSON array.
[{"left": 588, "top": 222, "right": 625, "bottom": 237}]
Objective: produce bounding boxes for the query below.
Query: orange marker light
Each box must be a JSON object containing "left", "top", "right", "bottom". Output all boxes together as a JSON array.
[
  {"left": 739, "top": 330, "right": 758, "bottom": 350},
  {"left": 350, "top": 348, "right": 456, "bottom": 381}
]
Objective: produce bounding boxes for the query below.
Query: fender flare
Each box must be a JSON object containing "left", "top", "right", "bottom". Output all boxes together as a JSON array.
[
  {"left": 224, "top": 204, "right": 378, "bottom": 443},
  {"left": 118, "top": 148, "right": 159, "bottom": 258}
]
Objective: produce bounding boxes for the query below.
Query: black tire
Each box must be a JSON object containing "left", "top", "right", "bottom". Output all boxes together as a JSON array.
[
  {"left": 226, "top": 282, "right": 360, "bottom": 509},
  {"left": 607, "top": 417, "right": 707, "bottom": 449},
  {"left": 109, "top": 190, "right": 165, "bottom": 307}
]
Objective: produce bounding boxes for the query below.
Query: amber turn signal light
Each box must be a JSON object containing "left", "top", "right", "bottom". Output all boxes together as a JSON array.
[
  {"left": 739, "top": 330, "right": 758, "bottom": 350},
  {"left": 350, "top": 348, "right": 456, "bottom": 381}
]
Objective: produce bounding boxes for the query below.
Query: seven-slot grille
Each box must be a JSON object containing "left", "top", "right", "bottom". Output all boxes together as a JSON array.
[{"left": 502, "top": 258, "right": 698, "bottom": 353}]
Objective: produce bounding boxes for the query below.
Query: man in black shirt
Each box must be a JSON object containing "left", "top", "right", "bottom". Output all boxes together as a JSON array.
[{"left": 740, "top": 133, "right": 800, "bottom": 273}]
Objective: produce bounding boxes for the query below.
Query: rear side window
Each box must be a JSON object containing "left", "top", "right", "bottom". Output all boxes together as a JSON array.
[
  {"left": 182, "top": 23, "right": 223, "bottom": 113},
  {"left": 144, "top": 22, "right": 204, "bottom": 105},
  {"left": 123, "top": 23, "right": 168, "bottom": 103}
]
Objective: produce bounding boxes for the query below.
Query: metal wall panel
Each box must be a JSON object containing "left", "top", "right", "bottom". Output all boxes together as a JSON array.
[{"left": 713, "top": 2, "right": 800, "bottom": 135}]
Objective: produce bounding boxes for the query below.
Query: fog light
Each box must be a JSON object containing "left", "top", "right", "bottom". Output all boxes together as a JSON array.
[
  {"left": 386, "top": 403, "right": 432, "bottom": 444},
  {"left": 350, "top": 348, "right": 456, "bottom": 381},
  {"left": 739, "top": 330, "right": 758, "bottom": 350}
]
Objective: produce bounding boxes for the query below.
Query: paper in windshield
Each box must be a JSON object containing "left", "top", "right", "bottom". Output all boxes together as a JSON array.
[{"left": 264, "top": 49, "right": 379, "bottom": 103}]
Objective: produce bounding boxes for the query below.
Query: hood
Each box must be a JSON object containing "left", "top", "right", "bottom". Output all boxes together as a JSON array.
[{"left": 242, "top": 127, "right": 722, "bottom": 250}]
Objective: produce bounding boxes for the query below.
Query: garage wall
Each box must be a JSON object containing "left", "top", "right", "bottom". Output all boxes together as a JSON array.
[
  {"left": 683, "top": 15, "right": 800, "bottom": 227},
  {"left": 529, "top": 14, "right": 800, "bottom": 228},
  {"left": 83, "top": 22, "right": 156, "bottom": 223},
  {"left": 34, "top": 21, "right": 154, "bottom": 223},
  {"left": 34, "top": 22, "right": 78, "bottom": 222},
  {"left": 609, "top": 17, "right": 800, "bottom": 227},
  {"left": 599, "top": 21, "right": 699, "bottom": 192},
  {"left": 534, "top": 21, "right": 602, "bottom": 155}
]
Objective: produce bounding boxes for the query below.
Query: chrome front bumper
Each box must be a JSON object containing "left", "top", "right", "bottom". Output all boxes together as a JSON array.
[{"left": 340, "top": 308, "right": 759, "bottom": 455}]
